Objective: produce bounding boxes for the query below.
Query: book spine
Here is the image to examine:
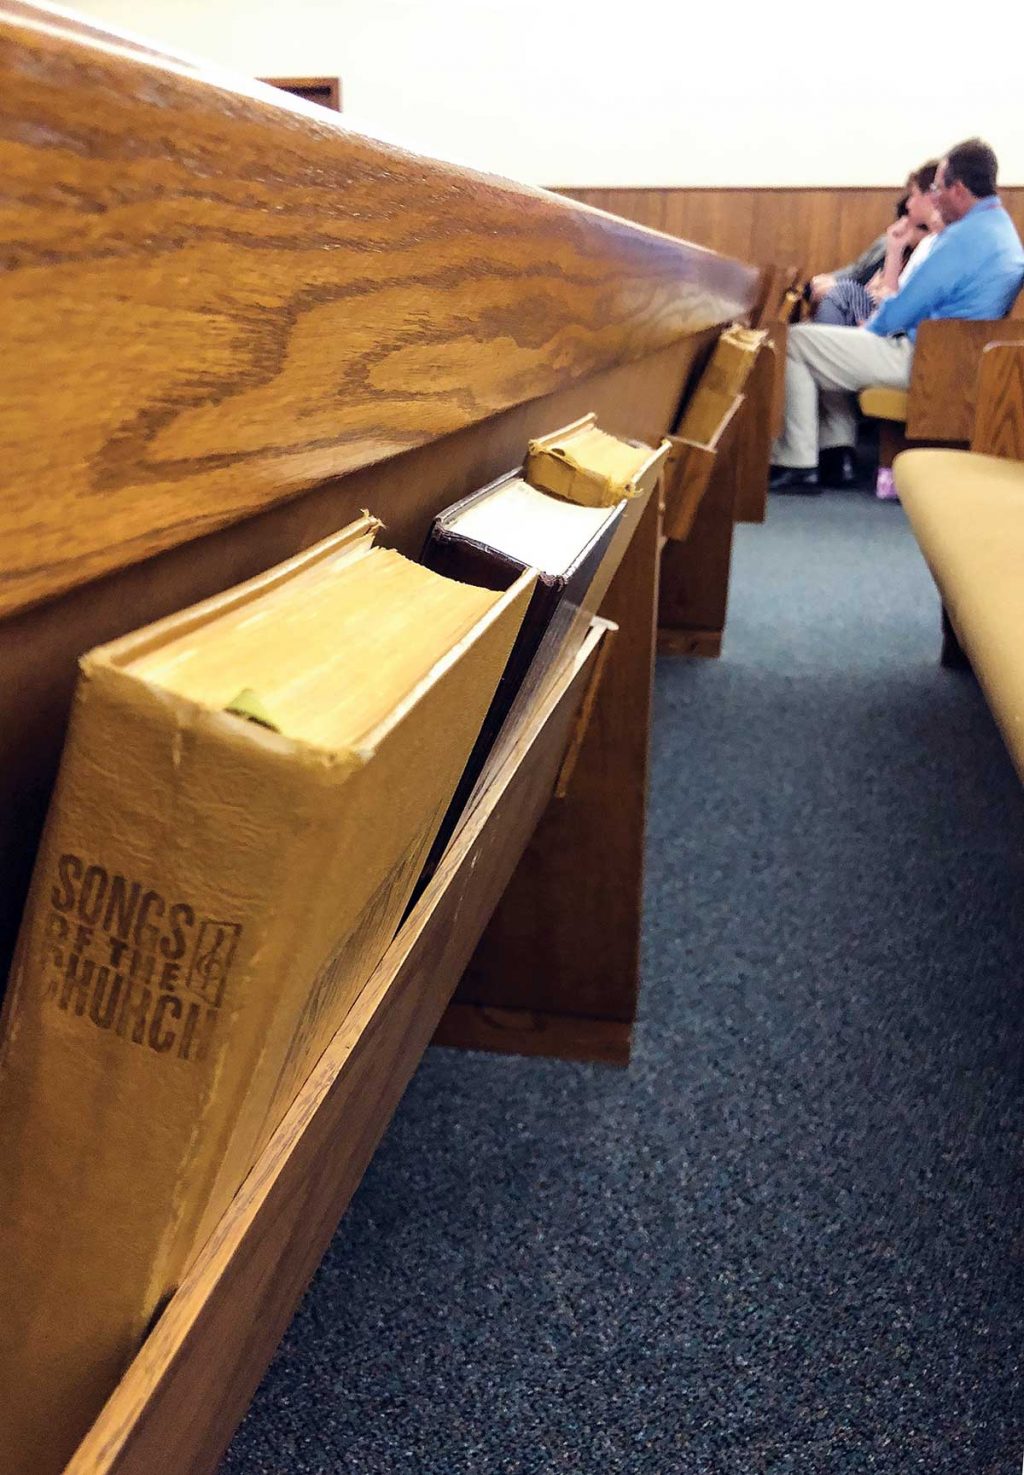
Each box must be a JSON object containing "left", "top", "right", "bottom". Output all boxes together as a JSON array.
[
  {"left": 422, "top": 522, "right": 525, "bottom": 591},
  {"left": 0, "top": 664, "right": 338, "bottom": 1475},
  {"left": 477, "top": 509, "right": 623, "bottom": 770},
  {"left": 414, "top": 529, "right": 560, "bottom": 894},
  {"left": 0, "top": 569, "right": 534, "bottom": 1475},
  {"left": 422, "top": 523, "right": 560, "bottom": 803}
]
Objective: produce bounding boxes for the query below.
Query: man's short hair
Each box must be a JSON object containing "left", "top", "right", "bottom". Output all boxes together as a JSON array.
[
  {"left": 911, "top": 159, "right": 939, "bottom": 193},
  {"left": 944, "top": 139, "right": 998, "bottom": 197}
]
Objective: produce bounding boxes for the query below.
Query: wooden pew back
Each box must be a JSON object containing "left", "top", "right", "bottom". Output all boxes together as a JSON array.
[
  {"left": 0, "top": 1, "right": 758, "bottom": 980},
  {"left": 1, "top": 9, "right": 764, "bottom": 1470}
]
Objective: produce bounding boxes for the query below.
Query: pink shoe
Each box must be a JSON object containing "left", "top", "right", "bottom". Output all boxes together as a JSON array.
[{"left": 875, "top": 468, "right": 899, "bottom": 501}]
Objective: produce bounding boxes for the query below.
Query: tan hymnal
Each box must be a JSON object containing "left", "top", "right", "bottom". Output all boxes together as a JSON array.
[
  {"left": 526, "top": 414, "right": 670, "bottom": 508},
  {"left": 676, "top": 324, "right": 767, "bottom": 447},
  {"left": 0, "top": 515, "right": 534, "bottom": 1475}
]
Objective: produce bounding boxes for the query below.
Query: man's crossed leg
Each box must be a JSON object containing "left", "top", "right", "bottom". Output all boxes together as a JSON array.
[{"left": 771, "top": 324, "right": 915, "bottom": 486}]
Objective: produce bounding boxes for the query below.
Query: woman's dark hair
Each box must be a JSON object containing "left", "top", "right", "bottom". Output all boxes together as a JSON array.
[
  {"left": 910, "top": 159, "right": 939, "bottom": 193},
  {"left": 944, "top": 139, "right": 998, "bottom": 198}
]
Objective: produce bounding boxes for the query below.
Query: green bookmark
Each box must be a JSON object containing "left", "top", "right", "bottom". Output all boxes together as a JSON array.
[{"left": 223, "top": 688, "right": 280, "bottom": 733}]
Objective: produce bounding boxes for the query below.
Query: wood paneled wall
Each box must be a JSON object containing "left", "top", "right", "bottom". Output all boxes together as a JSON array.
[{"left": 558, "top": 187, "right": 1024, "bottom": 279}]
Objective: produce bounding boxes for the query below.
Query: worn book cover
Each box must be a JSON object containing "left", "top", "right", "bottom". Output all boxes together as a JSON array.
[
  {"left": 417, "top": 466, "right": 650, "bottom": 884},
  {"left": 526, "top": 413, "right": 670, "bottom": 508},
  {"left": 0, "top": 515, "right": 534, "bottom": 1475},
  {"left": 660, "top": 326, "right": 767, "bottom": 539},
  {"left": 676, "top": 324, "right": 767, "bottom": 446}
]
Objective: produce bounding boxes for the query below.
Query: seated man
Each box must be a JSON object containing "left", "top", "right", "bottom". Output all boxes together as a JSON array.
[{"left": 771, "top": 138, "right": 1024, "bottom": 492}]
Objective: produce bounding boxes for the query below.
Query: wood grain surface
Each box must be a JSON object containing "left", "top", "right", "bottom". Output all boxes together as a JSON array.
[
  {"left": 264, "top": 76, "right": 342, "bottom": 111},
  {"left": 765, "top": 322, "right": 789, "bottom": 439},
  {"left": 662, "top": 435, "right": 719, "bottom": 544},
  {"left": 657, "top": 380, "right": 748, "bottom": 648},
  {"left": 656, "top": 628, "right": 723, "bottom": 659},
  {"left": 559, "top": 185, "right": 1024, "bottom": 281},
  {"left": 434, "top": 1004, "right": 632, "bottom": 1064},
  {"left": 1, "top": 6, "right": 756, "bottom": 618},
  {"left": 0, "top": 338, "right": 707, "bottom": 990},
  {"left": 62, "top": 624, "right": 610, "bottom": 1475},
  {"left": 973, "top": 342, "right": 1024, "bottom": 458},
  {"left": 907, "top": 319, "right": 1024, "bottom": 441},
  {"left": 731, "top": 338, "right": 777, "bottom": 523},
  {"left": 0, "top": 14, "right": 766, "bottom": 1468}
]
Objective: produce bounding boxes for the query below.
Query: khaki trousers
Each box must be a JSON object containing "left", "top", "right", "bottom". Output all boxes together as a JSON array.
[{"left": 772, "top": 324, "right": 915, "bottom": 468}]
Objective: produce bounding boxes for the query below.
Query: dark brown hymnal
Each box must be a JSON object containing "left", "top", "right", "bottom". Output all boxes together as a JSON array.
[{"left": 415, "top": 471, "right": 628, "bottom": 890}]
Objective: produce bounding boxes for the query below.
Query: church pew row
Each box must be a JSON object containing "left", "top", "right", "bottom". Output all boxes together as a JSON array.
[
  {"left": 0, "top": 4, "right": 759, "bottom": 1470},
  {"left": 894, "top": 342, "right": 1024, "bottom": 777},
  {"left": 657, "top": 326, "right": 779, "bottom": 657}
]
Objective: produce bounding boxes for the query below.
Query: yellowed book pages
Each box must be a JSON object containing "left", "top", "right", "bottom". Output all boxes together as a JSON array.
[
  {"left": 526, "top": 413, "right": 671, "bottom": 508},
  {"left": 0, "top": 516, "right": 534, "bottom": 1475},
  {"left": 705, "top": 325, "right": 767, "bottom": 395}
]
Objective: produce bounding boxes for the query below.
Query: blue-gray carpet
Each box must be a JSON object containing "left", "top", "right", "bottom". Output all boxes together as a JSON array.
[{"left": 221, "top": 491, "right": 1024, "bottom": 1474}]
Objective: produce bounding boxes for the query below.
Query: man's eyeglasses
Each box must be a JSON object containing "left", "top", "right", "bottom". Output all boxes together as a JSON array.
[{"left": 929, "top": 179, "right": 952, "bottom": 194}]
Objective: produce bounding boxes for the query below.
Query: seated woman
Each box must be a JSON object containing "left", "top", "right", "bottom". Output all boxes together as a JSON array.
[
  {"left": 816, "top": 161, "right": 942, "bottom": 327},
  {"left": 805, "top": 182, "right": 912, "bottom": 309}
]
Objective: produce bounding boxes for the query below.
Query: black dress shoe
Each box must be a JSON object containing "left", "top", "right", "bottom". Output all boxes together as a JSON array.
[
  {"left": 769, "top": 465, "right": 820, "bottom": 493},
  {"left": 819, "top": 446, "right": 857, "bottom": 486}
]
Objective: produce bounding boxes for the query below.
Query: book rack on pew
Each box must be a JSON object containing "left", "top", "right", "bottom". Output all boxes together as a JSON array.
[
  {"left": 64, "top": 621, "right": 612, "bottom": 1475},
  {"left": 0, "top": 6, "right": 758, "bottom": 1470},
  {"left": 657, "top": 332, "right": 778, "bottom": 659}
]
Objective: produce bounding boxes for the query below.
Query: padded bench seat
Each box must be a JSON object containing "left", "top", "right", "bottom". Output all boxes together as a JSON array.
[
  {"left": 895, "top": 447, "right": 1024, "bottom": 778},
  {"left": 859, "top": 385, "right": 909, "bottom": 422}
]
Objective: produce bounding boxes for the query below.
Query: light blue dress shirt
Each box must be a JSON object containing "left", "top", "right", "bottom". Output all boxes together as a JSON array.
[{"left": 867, "top": 197, "right": 1024, "bottom": 342}]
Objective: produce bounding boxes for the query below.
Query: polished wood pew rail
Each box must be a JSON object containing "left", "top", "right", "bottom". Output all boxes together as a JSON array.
[{"left": 1, "top": 5, "right": 761, "bottom": 1471}]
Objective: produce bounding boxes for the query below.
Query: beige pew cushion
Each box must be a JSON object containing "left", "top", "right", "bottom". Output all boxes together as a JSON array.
[
  {"left": 895, "top": 448, "right": 1024, "bottom": 778},
  {"left": 859, "top": 386, "right": 909, "bottom": 422}
]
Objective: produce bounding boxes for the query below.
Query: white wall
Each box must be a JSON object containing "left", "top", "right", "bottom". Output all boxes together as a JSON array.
[{"left": 49, "top": 0, "right": 1024, "bottom": 187}]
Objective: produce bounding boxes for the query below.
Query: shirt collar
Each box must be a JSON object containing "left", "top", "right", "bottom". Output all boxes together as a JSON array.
[{"left": 965, "top": 194, "right": 1002, "bottom": 216}]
